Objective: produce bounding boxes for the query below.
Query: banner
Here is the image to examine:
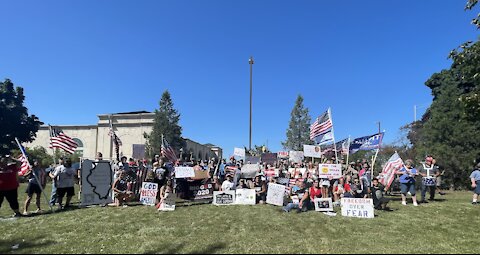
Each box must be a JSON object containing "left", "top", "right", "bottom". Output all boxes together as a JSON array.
[
  {"left": 158, "top": 193, "right": 176, "bottom": 211},
  {"left": 246, "top": 156, "right": 261, "bottom": 164},
  {"left": 314, "top": 198, "right": 333, "bottom": 212},
  {"left": 341, "top": 198, "right": 375, "bottom": 219},
  {"left": 266, "top": 183, "right": 286, "bottom": 206},
  {"left": 303, "top": 145, "right": 322, "bottom": 158},
  {"left": 234, "top": 148, "right": 246, "bottom": 159},
  {"left": 241, "top": 164, "right": 260, "bottom": 179},
  {"left": 235, "top": 189, "right": 256, "bottom": 205},
  {"left": 187, "top": 181, "right": 214, "bottom": 200},
  {"left": 140, "top": 182, "right": 159, "bottom": 206},
  {"left": 318, "top": 164, "right": 342, "bottom": 179},
  {"left": 81, "top": 160, "right": 114, "bottom": 206},
  {"left": 349, "top": 133, "right": 384, "bottom": 154},
  {"left": 261, "top": 153, "right": 278, "bottom": 165},
  {"left": 132, "top": 144, "right": 146, "bottom": 160},
  {"left": 289, "top": 151, "right": 304, "bottom": 164},
  {"left": 213, "top": 191, "right": 236, "bottom": 206},
  {"left": 175, "top": 167, "right": 195, "bottom": 179},
  {"left": 278, "top": 151, "right": 289, "bottom": 159}
]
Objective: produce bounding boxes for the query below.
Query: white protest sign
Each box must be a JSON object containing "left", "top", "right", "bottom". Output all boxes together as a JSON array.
[
  {"left": 303, "top": 145, "right": 322, "bottom": 158},
  {"left": 318, "top": 164, "right": 342, "bottom": 179},
  {"left": 289, "top": 151, "right": 304, "bottom": 164},
  {"left": 314, "top": 198, "right": 333, "bottom": 212},
  {"left": 175, "top": 167, "right": 195, "bottom": 179},
  {"left": 158, "top": 193, "right": 176, "bottom": 211},
  {"left": 81, "top": 160, "right": 114, "bottom": 206},
  {"left": 278, "top": 151, "right": 289, "bottom": 159},
  {"left": 213, "top": 191, "right": 236, "bottom": 206},
  {"left": 234, "top": 148, "right": 246, "bottom": 159},
  {"left": 266, "top": 183, "right": 286, "bottom": 207},
  {"left": 235, "top": 189, "right": 256, "bottom": 205},
  {"left": 241, "top": 164, "right": 260, "bottom": 179},
  {"left": 140, "top": 182, "right": 159, "bottom": 206},
  {"left": 341, "top": 198, "right": 375, "bottom": 219}
]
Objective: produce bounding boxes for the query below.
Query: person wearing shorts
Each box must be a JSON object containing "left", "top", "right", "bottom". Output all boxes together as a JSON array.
[
  {"left": 397, "top": 159, "right": 419, "bottom": 206},
  {"left": 24, "top": 160, "right": 45, "bottom": 214},
  {"left": 51, "top": 158, "right": 76, "bottom": 210},
  {"left": 470, "top": 163, "right": 480, "bottom": 205}
]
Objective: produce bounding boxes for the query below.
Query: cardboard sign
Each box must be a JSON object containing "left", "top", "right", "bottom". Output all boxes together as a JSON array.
[
  {"left": 158, "top": 193, "right": 176, "bottom": 211},
  {"left": 241, "top": 164, "right": 260, "bottom": 179},
  {"left": 140, "top": 182, "right": 159, "bottom": 206},
  {"left": 318, "top": 164, "right": 342, "bottom": 179},
  {"left": 234, "top": 148, "right": 246, "bottom": 159},
  {"left": 341, "top": 198, "right": 375, "bottom": 219},
  {"left": 266, "top": 183, "right": 286, "bottom": 207},
  {"left": 235, "top": 189, "right": 256, "bottom": 205},
  {"left": 175, "top": 167, "right": 195, "bottom": 179},
  {"left": 261, "top": 153, "right": 278, "bottom": 165},
  {"left": 278, "top": 151, "right": 289, "bottom": 159},
  {"left": 314, "top": 198, "right": 333, "bottom": 212},
  {"left": 81, "top": 160, "right": 114, "bottom": 206},
  {"left": 303, "top": 145, "right": 322, "bottom": 158},
  {"left": 192, "top": 166, "right": 210, "bottom": 180},
  {"left": 289, "top": 151, "right": 304, "bottom": 164},
  {"left": 213, "top": 191, "right": 236, "bottom": 206}
]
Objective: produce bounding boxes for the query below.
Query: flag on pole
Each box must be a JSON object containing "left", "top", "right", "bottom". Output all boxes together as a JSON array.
[
  {"left": 49, "top": 126, "right": 78, "bottom": 154},
  {"left": 378, "top": 152, "right": 404, "bottom": 190},
  {"left": 315, "top": 130, "right": 334, "bottom": 145},
  {"left": 310, "top": 109, "right": 333, "bottom": 141},
  {"left": 17, "top": 154, "right": 30, "bottom": 176},
  {"left": 161, "top": 136, "right": 178, "bottom": 163},
  {"left": 349, "top": 133, "right": 384, "bottom": 154},
  {"left": 108, "top": 128, "right": 122, "bottom": 160}
]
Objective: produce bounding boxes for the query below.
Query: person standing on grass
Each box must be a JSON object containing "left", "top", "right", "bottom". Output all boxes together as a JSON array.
[
  {"left": 470, "top": 162, "right": 480, "bottom": 205},
  {"left": 45, "top": 163, "right": 57, "bottom": 207},
  {"left": 23, "top": 159, "right": 45, "bottom": 214},
  {"left": 397, "top": 159, "right": 419, "bottom": 207},
  {"left": 0, "top": 155, "right": 22, "bottom": 217},
  {"left": 51, "top": 158, "right": 76, "bottom": 210},
  {"left": 418, "top": 156, "right": 440, "bottom": 203}
]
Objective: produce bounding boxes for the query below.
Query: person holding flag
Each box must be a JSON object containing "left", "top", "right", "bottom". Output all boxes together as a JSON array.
[
  {"left": 0, "top": 155, "right": 22, "bottom": 217},
  {"left": 396, "top": 159, "right": 419, "bottom": 207},
  {"left": 23, "top": 159, "right": 45, "bottom": 215}
]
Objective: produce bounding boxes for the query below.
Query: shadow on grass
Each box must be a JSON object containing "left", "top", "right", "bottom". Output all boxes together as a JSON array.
[
  {"left": 143, "top": 242, "right": 227, "bottom": 254},
  {"left": 0, "top": 239, "right": 55, "bottom": 254}
]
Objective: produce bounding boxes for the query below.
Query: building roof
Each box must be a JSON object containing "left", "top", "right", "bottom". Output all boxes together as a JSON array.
[{"left": 113, "top": 111, "right": 151, "bottom": 115}]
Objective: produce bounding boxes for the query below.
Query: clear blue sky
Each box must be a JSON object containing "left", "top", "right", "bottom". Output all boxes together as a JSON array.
[{"left": 1, "top": 1, "right": 478, "bottom": 157}]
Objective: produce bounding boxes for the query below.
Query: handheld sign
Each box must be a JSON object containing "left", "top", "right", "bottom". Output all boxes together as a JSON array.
[
  {"left": 235, "top": 189, "right": 256, "bottom": 205},
  {"left": 289, "top": 151, "right": 304, "bottom": 164},
  {"left": 175, "top": 167, "right": 195, "bottom": 179},
  {"left": 314, "top": 198, "right": 333, "bottom": 212},
  {"left": 158, "top": 193, "right": 176, "bottom": 211},
  {"left": 318, "top": 164, "right": 342, "bottom": 179},
  {"left": 234, "top": 148, "right": 246, "bottom": 159},
  {"left": 140, "top": 182, "right": 159, "bottom": 206},
  {"left": 241, "top": 164, "right": 260, "bottom": 179},
  {"left": 341, "top": 198, "right": 375, "bottom": 219},
  {"left": 303, "top": 145, "right": 322, "bottom": 158},
  {"left": 213, "top": 191, "right": 236, "bottom": 206},
  {"left": 266, "top": 183, "right": 286, "bottom": 206}
]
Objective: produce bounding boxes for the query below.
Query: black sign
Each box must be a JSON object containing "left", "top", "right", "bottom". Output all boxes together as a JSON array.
[
  {"left": 261, "top": 153, "right": 278, "bottom": 165},
  {"left": 188, "top": 181, "right": 214, "bottom": 200}
]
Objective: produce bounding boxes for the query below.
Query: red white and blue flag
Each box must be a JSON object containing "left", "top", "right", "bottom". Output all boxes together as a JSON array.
[
  {"left": 378, "top": 152, "right": 404, "bottom": 190},
  {"left": 49, "top": 126, "right": 78, "bottom": 154},
  {"left": 161, "top": 137, "right": 178, "bottom": 163},
  {"left": 310, "top": 109, "right": 333, "bottom": 141}
]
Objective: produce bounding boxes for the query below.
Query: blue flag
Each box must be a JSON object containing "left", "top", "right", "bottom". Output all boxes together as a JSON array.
[{"left": 349, "top": 133, "right": 384, "bottom": 154}]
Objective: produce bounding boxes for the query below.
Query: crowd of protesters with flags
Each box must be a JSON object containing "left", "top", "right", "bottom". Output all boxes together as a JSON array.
[{"left": 2, "top": 109, "right": 480, "bottom": 218}]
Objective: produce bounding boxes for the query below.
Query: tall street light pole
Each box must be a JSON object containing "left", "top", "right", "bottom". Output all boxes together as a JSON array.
[{"left": 249, "top": 56, "right": 254, "bottom": 151}]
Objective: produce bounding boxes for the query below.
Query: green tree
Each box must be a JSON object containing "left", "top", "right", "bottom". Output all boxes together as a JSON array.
[
  {"left": 282, "top": 95, "right": 313, "bottom": 151},
  {"left": 0, "top": 79, "right": 43, "bottom": 155},
  {"left": 145, "top": 90, "right": 185, "bottom": 158}
]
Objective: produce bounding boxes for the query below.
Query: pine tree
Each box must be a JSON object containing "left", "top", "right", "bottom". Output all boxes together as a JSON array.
[
  {"left": 145, "top": 90, "right": 185, "bottom": 158},
  {"left": 282, "top": 95, "right": 313, "bottom": 151},
  {"left": 0, "top": 79, "right": 43, "bottom": 155}
]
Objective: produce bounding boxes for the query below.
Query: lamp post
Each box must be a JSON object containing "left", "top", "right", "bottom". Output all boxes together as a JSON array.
[{"left": 249, "top": 56, "right": 254, "bottom": 151}]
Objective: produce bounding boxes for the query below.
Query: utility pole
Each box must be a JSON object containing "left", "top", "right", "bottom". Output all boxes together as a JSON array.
[{"left": 249, "top": 56, "right": 254, "bottom": 151}]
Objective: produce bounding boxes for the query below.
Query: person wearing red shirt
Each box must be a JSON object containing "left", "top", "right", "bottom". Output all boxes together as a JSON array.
[
  {"left": 0, "top": 155, "right": 21, "bottom": 217},
  {"left": 298, "top": 179, "right": 322, "bottom": 212}
]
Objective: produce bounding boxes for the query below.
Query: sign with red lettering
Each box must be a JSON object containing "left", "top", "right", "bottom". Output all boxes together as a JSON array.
[{"left": 140, "top": 182, "right": 159, "bottom": 206}]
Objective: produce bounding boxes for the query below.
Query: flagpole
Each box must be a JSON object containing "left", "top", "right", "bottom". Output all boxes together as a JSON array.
[
  {"left": 49, "top": 125, "right": 57, "bottom": 165},
  {"left": 108, "top": 115, "right": 114, "bottom": 161},
  {"left": 15, "top": 138, "right": 54, "bottom": 213},
  {"left": 345, "top": 135, "right": 351, "bottom": 169},
  {"left": 329, "top": 108, "right": 339, "bottom": 164}
]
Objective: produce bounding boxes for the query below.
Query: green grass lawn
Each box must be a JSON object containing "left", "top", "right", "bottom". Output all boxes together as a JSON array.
[{"left": 1, "top": 184, "right": 479, "bottom": 254}]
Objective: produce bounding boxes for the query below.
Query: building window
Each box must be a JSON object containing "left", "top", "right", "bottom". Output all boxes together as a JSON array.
[{"left": 73, "top": 138, "right": 84, "bottom": 157}]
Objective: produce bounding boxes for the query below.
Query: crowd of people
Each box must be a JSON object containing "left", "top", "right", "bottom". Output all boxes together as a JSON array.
[{"left": 1, "top": 152, "right": 480, "bottom": 218}]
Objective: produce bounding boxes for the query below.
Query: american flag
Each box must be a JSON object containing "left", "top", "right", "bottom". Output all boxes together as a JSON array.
[
  {"left": 49, "top": 126, "right": 78, "bottom": 154},
  {"left": 310, "top": 109, "right": 333, "bottom": 141},
  {"left": 378, "top": 152, "right": 404, "bottom": 190},
  {"left": 264, "top": 168, "right": 278, "bottom": 178},
  {"left": 17, "top": 154, "right": 30, "bottom": 176},
  {"left": 108, "top": 128, "right": 122, "bottom": 160},
  {"left": 161, "top": 136, "right": 178, "bottom": 163}
]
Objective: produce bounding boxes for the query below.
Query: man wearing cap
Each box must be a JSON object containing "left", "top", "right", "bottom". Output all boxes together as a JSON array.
[
  {"left": 470, "top": 162, "right": 480, "bottom": 205},
  {"left": 418, "top": 156, "right": 440, "bottom": 203},
  {"left": 0, "top": 155, "right": 22, "bottom": 217}
]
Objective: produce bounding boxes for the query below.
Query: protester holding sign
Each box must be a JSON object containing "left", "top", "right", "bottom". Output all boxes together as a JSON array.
[
  {"left": 0, "top": 155, "right": 21, "bottom": 217},
  {"left": 113, "top": 170, "right": 134, "bottom": 207},
  {"left": 397, "top": 160, "right": 419, "bottom": 207},
  {"left": 470, "top": 162, "right": 480, "bottom": 205},
  {"left": 254, "top": 176, "right": 267, "bottom": 204}
]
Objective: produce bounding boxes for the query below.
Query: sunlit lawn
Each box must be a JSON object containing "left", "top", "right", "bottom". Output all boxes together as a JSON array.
[{"left": 1, "top": 184, "right": 479, "bottom": 254}]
